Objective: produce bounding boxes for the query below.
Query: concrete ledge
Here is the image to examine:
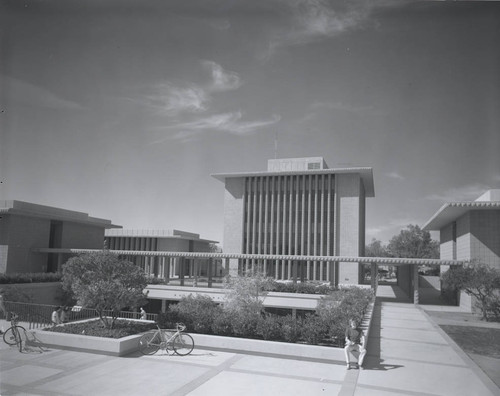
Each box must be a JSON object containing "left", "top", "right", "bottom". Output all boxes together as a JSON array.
[{"left": 32, "top": 328, "right": 143, "bottom": 357}]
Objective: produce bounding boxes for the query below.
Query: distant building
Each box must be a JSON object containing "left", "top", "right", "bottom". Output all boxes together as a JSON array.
[
  {"left": 422, "top": 189, "right": 500, "bottom": 270},
  {"left": 212, "top": 157, "right": 374, "bottom": 284},
  {"left": 423, "top": 189, "right": 500, "bottom": 310},
  {"left": 0, "top": 200, "right": 119, "bottom": 274},
  {"left": 104, "top": 229, "right": 219, "bottom": 279}
]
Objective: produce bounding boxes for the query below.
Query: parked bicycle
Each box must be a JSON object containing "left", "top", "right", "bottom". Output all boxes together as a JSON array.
[
  {"left": 139, "top": 322, "right": 194, "bottom": 356},
  {"left": 3, "top": 312, "right": 25, "bottom": 352}
]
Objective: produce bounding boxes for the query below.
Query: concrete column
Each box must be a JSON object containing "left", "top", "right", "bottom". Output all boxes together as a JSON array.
[
  {"left": 328, "top": 261, "right": 335, "bottom": 286},
  {"left": 208, "top": 258, "right": 213, "bottom": 288},
  {"left": 370, "top": 263, "right": 378, "bottom": 292},
  {"left": 161, "top": 299, "right": 167, "bottom": 313},
  {"left": 413, "top": 265, "right": 419, "bottom": 304},
  {"left": 224, "top": 258, "right": 230, "bottom": 276},
  {"left": 228, "top": 258, "right": 239, "bottom": 277},
  {"left": 179, "top": 258, "right": 185, "bottom": 286}
]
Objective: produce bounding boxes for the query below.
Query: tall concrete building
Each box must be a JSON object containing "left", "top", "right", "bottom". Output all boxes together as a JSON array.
[{"left": 212, "top": 157, "right": 374, "bottom": 284}]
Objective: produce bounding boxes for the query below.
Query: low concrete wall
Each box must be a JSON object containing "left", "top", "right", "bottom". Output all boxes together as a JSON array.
[
  {"left": 30, "top": 300, "right": 376, "bottom": 363},
  {"left": 32, "top": 329, "right": 142, "bottom": 357}
]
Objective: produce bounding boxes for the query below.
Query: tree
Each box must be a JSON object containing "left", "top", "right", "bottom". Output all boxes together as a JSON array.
[
  {"left": 441, "top": 261, "right": 500, "bottom": 320},
  {"left": 222, "top": 269, "right": 273, "bottom": 335},
  {"left": 62, "top": 251, "right": 148, "bottom": 329},
  {"left": 365, "top": 238, "right": 389, "bottom": 257},
  {"left": 387, "top": 224, "right": 439, "bottom": 259}
]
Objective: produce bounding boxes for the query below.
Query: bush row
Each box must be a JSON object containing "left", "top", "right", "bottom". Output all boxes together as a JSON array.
[
  {"left": 0, "top": 272, "right": 62, "bottom": 284},
  {"left": 158, "top": 287, "right": 374, "bottom": 346}
]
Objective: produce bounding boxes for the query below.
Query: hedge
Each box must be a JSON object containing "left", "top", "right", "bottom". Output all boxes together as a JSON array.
[
  {"left": 0, "top": 272, "right": 62, "bottom": 284},
  {"left": 158, "top": 287, "right": 374, "bottom": 347}
]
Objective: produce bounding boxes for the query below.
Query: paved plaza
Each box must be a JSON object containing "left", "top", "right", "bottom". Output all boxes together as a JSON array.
[{"left": 1, "top": 286, "right": 499, "bottom": 396}]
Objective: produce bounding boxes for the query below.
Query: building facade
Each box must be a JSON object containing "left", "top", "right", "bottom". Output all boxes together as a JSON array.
[
  {"left": 104, "top": 229, "right": 219, "bottom": 279},
  {"left": 0, "top": 200, "right": 119, "bottom": 273},
  {"left": 212, "top": 157, "right": 374, "bottom": 284},
  {"left": 422, "top": 189, "right": 500, "bottom": 270},
  {"left": 422, "top": 189, "right": 500, "bottom": 310}
]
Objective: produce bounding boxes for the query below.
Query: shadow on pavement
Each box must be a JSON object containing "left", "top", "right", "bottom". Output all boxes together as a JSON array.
[{"left": 365, "top": 300, "right": 404, "bottom": 371}]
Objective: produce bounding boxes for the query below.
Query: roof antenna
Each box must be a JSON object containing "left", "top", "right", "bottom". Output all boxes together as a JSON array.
[{"left": 274, "top": 130, "right": 278, "bottom": 159}]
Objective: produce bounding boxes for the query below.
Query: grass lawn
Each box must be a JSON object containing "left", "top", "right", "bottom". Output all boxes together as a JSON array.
[{"left": 440, "top": 325, "right": 500, "bottom": 359}]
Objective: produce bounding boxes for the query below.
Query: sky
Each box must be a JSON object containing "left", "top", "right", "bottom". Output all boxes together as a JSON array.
[{"left": 1, "top": 0, "right": 499, "bottom": 246}]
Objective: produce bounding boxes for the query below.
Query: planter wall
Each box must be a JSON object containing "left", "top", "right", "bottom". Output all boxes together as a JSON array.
[{"left": 31, "top": 301, "right": 375, "bottom": 362}]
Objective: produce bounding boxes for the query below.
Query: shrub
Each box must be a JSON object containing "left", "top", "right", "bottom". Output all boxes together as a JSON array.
[
  {"left": 267, "top": 281, "right": 335, "bottom": 295},
  {"left": 167, "top": 295, "right": 221, "bottom": 334},
  {"left": 279, "top": 315, "right": 302, "bottom": 343},
  {"left": 442, "top": 261, "right": 500, "bottom": 320},
  {"left": 300, "top": 314, "right": 328, "bottom": 345},
  {"left": 0, "top": 272, "right": 62, "bottom": 284},
  {"left": 211, "top": 310, "right": 233, "bottom": 336},
  {"left": 256, "top": 314, "right": 282, "bottom": 341},
  {"left": 316, "top": 287, "right": 374, "bottom": 343}
]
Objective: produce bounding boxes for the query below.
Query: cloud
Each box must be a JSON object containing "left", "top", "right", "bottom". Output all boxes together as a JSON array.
[
  {"left": 267, "top": 0, "right": 371, "bottom": 54},
  {"left": 202, "top": 60, "right": 242, "bottom": 92},
  {"left": 3, "top": 76, "right": 83, "bottom": 110},
  {"left": 425, "top": 183, "right": 491, "bottom": 202},
  {"left": 167, "top": 112, "right": 281, "bottom": 141},
  {"left": 137, "top": 83, "right": 208, "bottom": 116},
  {"left": 386, "top": 171, "right": 405, "bottom": 181},
  {"left": 132, "top": 61, "right": 241, "bottom": 116}
]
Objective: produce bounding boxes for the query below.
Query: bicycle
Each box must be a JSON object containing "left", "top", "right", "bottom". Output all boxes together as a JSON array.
[
  {"left": 138, "top": 322, "right": 194, "bottom": 356},
  {"left": 3, "top": 312, "right": 25, "bottom": 352}
]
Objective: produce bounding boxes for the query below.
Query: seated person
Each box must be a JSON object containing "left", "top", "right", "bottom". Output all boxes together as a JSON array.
[{"left": 344, "top": 318, "right": 367, "bottom": 369}]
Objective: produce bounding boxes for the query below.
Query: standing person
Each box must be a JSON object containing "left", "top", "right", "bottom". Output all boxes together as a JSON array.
[
  {"left": 140, "top": 307, "right": 147, "bottom": 320},
  {"left": 51, "top": 306, "right": 62, "bottom": 326},
  {"left": 344, "top": 319, "right": 367, "bottom": 370},
  {"left": 60, "top": 306, "right": 70, "bottom": 323},
  {"left": 0, "top": 289, "right": 7, "bottom": 334}
]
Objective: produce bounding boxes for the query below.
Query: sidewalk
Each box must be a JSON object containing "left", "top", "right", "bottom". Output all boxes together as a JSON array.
[{"left": 1, "top": 287, "right": 498, "bottom": 395}]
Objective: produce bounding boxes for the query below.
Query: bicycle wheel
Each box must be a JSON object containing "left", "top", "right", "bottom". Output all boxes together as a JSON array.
[
  {"left": 138, "top": 332, "right": 161, "bottom": 355},
  {"left": 172, "top": 333, "right": 194, "bottom": 356},
  {"left": 3, "top": 326, "right": 26, "bottom": 346}
]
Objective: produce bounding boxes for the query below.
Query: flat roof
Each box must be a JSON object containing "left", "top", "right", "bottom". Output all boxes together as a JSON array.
[
  {"left": 211, "top": 167, "right": 375, "bottom": 197},
  {"left": 422, "top": 201, "right": 500, "bottom": 231},
  {"left": 0, "top": 200, "right": 120, "bottom": 229},
  {"left": 105, "top": 229, "right": 218, "bottom": 244}
]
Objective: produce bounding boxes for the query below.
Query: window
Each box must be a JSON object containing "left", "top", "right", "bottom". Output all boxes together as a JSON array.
[{"left": 307, "top": 162, "right": 320, "bottom": 170}]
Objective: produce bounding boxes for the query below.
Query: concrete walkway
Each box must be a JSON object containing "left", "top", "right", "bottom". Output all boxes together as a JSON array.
[{"left": 1, "top": 286, "right": 499, "bottom": 395}]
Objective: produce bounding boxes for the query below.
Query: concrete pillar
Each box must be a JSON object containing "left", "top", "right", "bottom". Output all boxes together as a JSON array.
[
  {"left": 292, "top": 261, "right": 298, "bottom": 284},
  {"left": 328, "top": 262, "right": 335, "bottom": 286},
  {"left": 208, "top": 259, "right": 213, "bottom": 288},
  {"left": 224, "top": 258, "right": 230, "bottom": 276},
  {"left": 179, "top": 258, "right": 185, "bottom": 286},
  {"left": 413, "top": 265, "right": 419, "bottom": 304},
  {"left": 228, "top": 258, "right": 239, "bottom": 277},
  {"left": 161, "top": 299, "right": 167, "bottom": 313},
  {"left": 370, "top": 263, "right": 378, "bottom": 292}
]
